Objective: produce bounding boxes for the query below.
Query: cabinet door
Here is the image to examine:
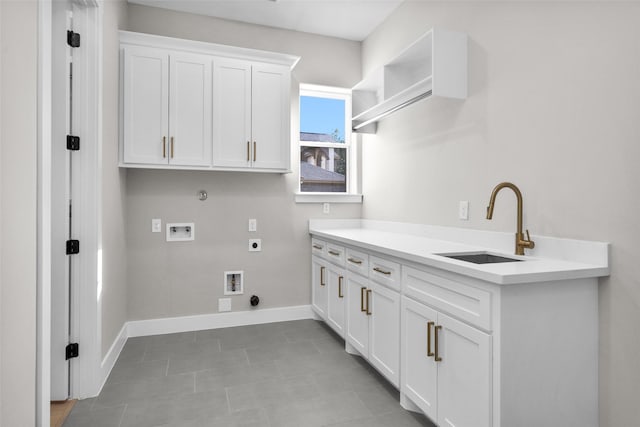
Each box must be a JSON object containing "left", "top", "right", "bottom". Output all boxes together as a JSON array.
[
  {"left": 345, "top": 273, "right": 369, "bottom": 357},
  {"left": 122, "top": 46, "right": 169, "bottom": 164},
  {"left": 212, "top": 59, "right": 252, "bottom": 168},
  {"left": 168, "top": 53, "right": 212, "bottom": 166},
  {"left": 251, "top": 64, "right": 290, "bottom": 170},
  {"left": 401, "top": 297, "right": 438, "bottom": 421},
  {"left": 326, "top": 267, "right": 346, "bottom": 337},
  {"left": 369, "top": 283, "right": 400, "bottom": 387},
  {"left": 311, "top": 257, "right": 328, "bottom": 320},
  {"left": 436, "top": 312, "right": 491, "bottom": 427}
]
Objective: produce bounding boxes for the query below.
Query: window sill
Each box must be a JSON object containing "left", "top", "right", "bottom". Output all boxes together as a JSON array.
[{"left": 295, "top": 193, "right": 363, "bottom": 204}]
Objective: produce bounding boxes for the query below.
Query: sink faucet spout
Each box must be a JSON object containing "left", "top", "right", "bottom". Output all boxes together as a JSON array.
[{"left": 486, "top": 182, "right": 535, "bottom": 255}]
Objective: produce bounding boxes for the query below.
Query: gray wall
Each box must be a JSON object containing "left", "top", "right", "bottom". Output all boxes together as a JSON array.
[
  {"left": 0, "top": 0, "right": 38, "bottom": 424},
  {"left": 360, "top": 2, "right": 640, "bottom": 426},
  {"left": 124, "top": 5, "right": 362, "bottom": 320},
  {"left": 101, "top": 0, "right": 129, "bottom": 357}
]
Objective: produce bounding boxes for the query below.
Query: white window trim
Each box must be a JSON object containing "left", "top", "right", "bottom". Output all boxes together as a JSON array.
[{"left": 296, "top": 83, "right": 361, "bottom": 204}]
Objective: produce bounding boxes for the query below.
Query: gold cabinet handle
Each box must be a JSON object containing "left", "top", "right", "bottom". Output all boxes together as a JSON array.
[
  {"left": 366, "top": 289, "right": 372, "bottom": 315},
  {"left": 348, "top": 257, "right": 362, "bottom": 265},
  {"left": 162, "top": 136, "right": 166, "bottom": 158},
  {"left": 360, "top": 287, "right": 367, "bottom": 312},
  {"left": 320, "top": 266, "right": 325, "bottom": 286},
  {"left": 373, "top": 267, "right": 392, "bottom": 276},
  {"left": 328, "top": 250, "right": 340, "bottom": 256},
  {"left": 247, "top": 141, "right": 250, "bottom": 162},
  {"left": 427, "top": 321, "right": 435, "bottom": 357},
  {"left": 338, "top": 276, "right": 344, "bottom": 298},
  {"left": 253, "top": 141, "right": 257, "bottom": 162},
  {"left": 434, "top": 325, "right": 442, "bottom": 362},
  {"left": 170, "top": 136, "right": 174, "bottom": 158},
  {"left": 312, "top": 244, "right": 323, "bottom": 250}
]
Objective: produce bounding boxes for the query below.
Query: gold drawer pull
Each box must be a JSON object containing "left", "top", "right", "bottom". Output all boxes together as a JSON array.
[
  {"left": 373, "top": 267, "right": 392, "bottom": 276},
  {"left": 366, "top": 289, "right": 372, "bottom": 315},
  {"left": 427, "top": 321, "right": 435, "bottom": 357},
  {"left": 170, "top": 136, "right": 174, "bottom": 158},
  {"left": 247, "top": 141, "right": 250, "bottom": 161},
  {"left": 328, "top": 250, "right": 340, "bottom": 256},
  {"left": 253, "top": 141, "right": 257, "bottom": 162},
  {"left": 320, "top": 266, "right": 325, "bottom": 286},
  {"left": 162, "top": 136, "right": 166, "bottom": 158},
  {"left": 360, "top": 287, "right": 367, "bottom": 312},
  {"left": 434, "top": 325, "right": 442, "bottom": 362},
  {"left": 312, "top": 244, "right": 323, "bottom": 250},
  {"left": 347, "top": 258, "right": 362, "bottom": 265},
  {"left": 338, "top": 276, "right": 344, "bottom": 298}
]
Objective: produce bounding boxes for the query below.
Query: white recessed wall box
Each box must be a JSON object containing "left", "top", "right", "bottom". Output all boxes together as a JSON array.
[
  {"left": 166, "top": 222, "right": 195, "bottom": 242},
  {"left": 224, "top": 271, "right": 244, "bottom": 295}
]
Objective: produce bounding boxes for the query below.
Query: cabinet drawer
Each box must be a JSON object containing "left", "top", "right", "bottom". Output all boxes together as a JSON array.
[
  {"left": 326, "top": 242, "right": 346, "bottom": 266},
  {"left": 311, "top": 238, "right": 326, "bottom": 257},
  {"left": 402, "top": 266, "right": 491, "bottom": 331},
  {"left": 346, "top": 248, "right": 369, "bottom": 276},
  {"left": 369, "top": 255, "right": 401, "bottom": 290}
]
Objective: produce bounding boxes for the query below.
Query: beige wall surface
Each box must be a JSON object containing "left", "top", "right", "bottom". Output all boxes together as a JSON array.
[
  {"left": 124, "top": 5, "right": 362, "bottom": 320},
  {"left": 0, "top": 0, "right": 38, "bottom": 424},
  {"left": 360, "top": 2, "right": 640, "bottom": 426},
  {"left": 101, "top": 0, "right": 129, "bottom": 358}
]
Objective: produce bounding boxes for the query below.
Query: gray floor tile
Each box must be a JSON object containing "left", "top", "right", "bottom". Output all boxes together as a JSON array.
[{"left": 67, "top": 320, "right": 434, "bottom": 427}]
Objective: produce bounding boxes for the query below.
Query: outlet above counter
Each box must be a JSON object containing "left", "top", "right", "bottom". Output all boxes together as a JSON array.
[{"left": 309, "top": 219, "right": 609, "bottom": 285}]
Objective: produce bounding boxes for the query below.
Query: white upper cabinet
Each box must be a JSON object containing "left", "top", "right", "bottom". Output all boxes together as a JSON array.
[
  {"left": 120, "top": 31, "right": 299, "bottom": 172},
  {"left": 352, "top": 28, "right": 467, "bottom": 133},
  {"left": 213, "top": 61, "right": 291, "bottom": 171},
  {"left": 122, "top": 46, "right": 169, "bottom": 165}
]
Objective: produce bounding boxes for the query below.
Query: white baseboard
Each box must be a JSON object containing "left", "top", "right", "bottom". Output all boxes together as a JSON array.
[
  {"left": 128, "top": 305, "right": 314, "bottom": 337},
  {"left": 96, "top": 305, "right": 314, "bottom": 395},
  {"left": 99, "top": 322, "right": 128, "bottom": 393}
]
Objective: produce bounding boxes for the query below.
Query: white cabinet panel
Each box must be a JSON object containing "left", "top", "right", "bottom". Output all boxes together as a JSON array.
[
  {"left": 123, "top": 46, "right": 168, "bottom": 164},
  {"left": 311, "top": 257, "right": 328, "bottom": 320},
  {"left": 251, "top": 64, "right": 290, "bottom": 170},
  {"left": 346, "top": 273, "right": 369, "bottom": 356},
  {"left": 212, "top": 59, "right": 252, "bottom": 168},
  {"left": 437, "top": 312, "right": 491, "bottom": 427},
  {"left": 369, "top": 283, "right": 401, "bottom": 387},
  {"left": 326, "top": 268, "right": 345, "bottom": 337},
  {"left": 402, "top": 297, "right": 438, "bottom": 420},
  {"left": 169, "top": 53, "right": 212, "bottom": 166}
]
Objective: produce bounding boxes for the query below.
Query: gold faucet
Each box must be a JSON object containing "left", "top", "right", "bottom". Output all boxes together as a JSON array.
[{"left": 486, "top": 182, "right": 535, "bottom": 255}]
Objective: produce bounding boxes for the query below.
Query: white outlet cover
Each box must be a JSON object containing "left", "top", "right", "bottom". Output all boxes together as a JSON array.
[
  {"left": 248, "top": 218, "right": 257, "bottom": 232},
  {"left": 459, "top": 201, "right": 469, "bottom": 220},
  {"left": 249, "top": 238, "right": 262, "bottom": 251},
  {"left": 323, "top": 203, "right": 330, "bottom": 214},
  {"left": 218, "top": 298, "right": 232, "bottom": 312},
  {"left": 152, "top": 218, "right": 162, "bottom": 233}
]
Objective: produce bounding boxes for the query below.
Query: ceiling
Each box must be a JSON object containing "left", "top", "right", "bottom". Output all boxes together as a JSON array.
[{"left": 127, "top": 0, "right": 404, "bottom": 41}]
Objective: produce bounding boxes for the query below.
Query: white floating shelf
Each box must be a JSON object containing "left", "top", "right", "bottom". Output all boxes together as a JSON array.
[{"left": 352, "top": 28, "right": 467, "bottom": 133}]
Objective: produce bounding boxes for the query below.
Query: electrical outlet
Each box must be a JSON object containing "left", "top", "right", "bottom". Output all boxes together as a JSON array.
[
  {"left": 459, "top": 201, "right": 469, "bottom": 220},
  {"left": 248, "top": 218, "right": 257, "bottom": 232},
  {"left": 323, "top": 203, "right": 330, "bottom": 214},
  {"left": 249, "top": 238, "right": 262, "bottom": 252},
  {"left": 152, "top": 218, "right": 162, "bottom": 233},
  {"left": 218, "top": 298, "right": 231, "bottom": 312}
]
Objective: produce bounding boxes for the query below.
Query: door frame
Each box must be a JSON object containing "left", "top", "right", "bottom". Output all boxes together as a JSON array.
[{"left": 37, "top": 0, "right": 103, "bottom": 423}]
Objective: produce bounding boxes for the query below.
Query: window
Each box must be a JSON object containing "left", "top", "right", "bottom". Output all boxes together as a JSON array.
[{"left": 298, "top": 84, "right": 353, "bottom": 195}]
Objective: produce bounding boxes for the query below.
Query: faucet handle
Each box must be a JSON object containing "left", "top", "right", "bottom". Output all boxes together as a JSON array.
[{"left": 524, "top": 229, "right": 535, "bottom": 249}]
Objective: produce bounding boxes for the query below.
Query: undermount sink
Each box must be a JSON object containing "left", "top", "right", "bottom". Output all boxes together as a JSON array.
[{"left": 440, "top": 252, "right": 523, "bottom": 264}]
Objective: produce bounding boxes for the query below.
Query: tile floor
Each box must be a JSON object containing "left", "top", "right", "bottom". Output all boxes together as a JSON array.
[{"left": 63, "top": 319, "right": 435, "bottom": 427}]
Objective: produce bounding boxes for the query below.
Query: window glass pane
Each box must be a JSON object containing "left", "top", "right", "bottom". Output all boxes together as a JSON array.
[
  {"left": 300, "top": 96, "right": 346, "bottom": 143},
  {"left": 300, "top": 146, "right": 347, "bottom": 193}
]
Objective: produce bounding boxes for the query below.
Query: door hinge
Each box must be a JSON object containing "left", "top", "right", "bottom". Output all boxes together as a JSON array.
[
  {"left": 67, "top": 30, "right": 80, "bottom": 48},
  {"left": 66, "top": 135, "right": 80, "bottom": 151},
  {"left": 66, "top": 239, "right": 80, "bottom": 255},
  {"left": 65, "top": 343, "right": 79, "bottom": 360}
]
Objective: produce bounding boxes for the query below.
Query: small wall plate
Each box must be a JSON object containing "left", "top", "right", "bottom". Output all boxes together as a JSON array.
[
  {"left": 224, "top": 271, "right": 243, "bottom": 295},
  {"left": 166, "top": 222, "right": 195, "bottom": 242}
]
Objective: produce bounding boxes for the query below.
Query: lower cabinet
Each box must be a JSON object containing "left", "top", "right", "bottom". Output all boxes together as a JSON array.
[
  {"left": 312, "top": 254, "right": 346, "bottom": 337},
  {"left": 346, "top": 272, "right": 400, "bottom": 387},
  {"left": 402, "top": 296, "right": 491, "bottom": 427},
  {"left": 311, "top": 256, "right": 327, "bottom": 319}
]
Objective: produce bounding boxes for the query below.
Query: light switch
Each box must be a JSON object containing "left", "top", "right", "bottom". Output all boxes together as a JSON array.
[
  {"left": 459, "top": 201, "right": 469, "bottom": 220},
  {"left": 248, "top": 218, "right": 257, "bottom": 232},
  {"left": 152, "top": 218, "right": 162, "bottom": 233}
]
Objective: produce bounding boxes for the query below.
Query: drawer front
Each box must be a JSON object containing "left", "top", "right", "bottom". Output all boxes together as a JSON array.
[
  {"left": 369, "top": 255, "right": 401, "bottom": 290},
  {"left": 402, "top": 265, "right": 491, "bottom": 331},
  {"left": 346, "top": 248, "right": 369, "bottom": 276},
  {"left": 326, "top": 242, "right": 346, "bottom": 267},
  {"left": 311, "top": 238, "right": 327, "bottom": 257}
]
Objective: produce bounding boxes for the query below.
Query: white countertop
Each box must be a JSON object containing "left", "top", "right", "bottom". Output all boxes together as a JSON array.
[{"left": 309, "top": 220, "right": 610, "bottom": 285}]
